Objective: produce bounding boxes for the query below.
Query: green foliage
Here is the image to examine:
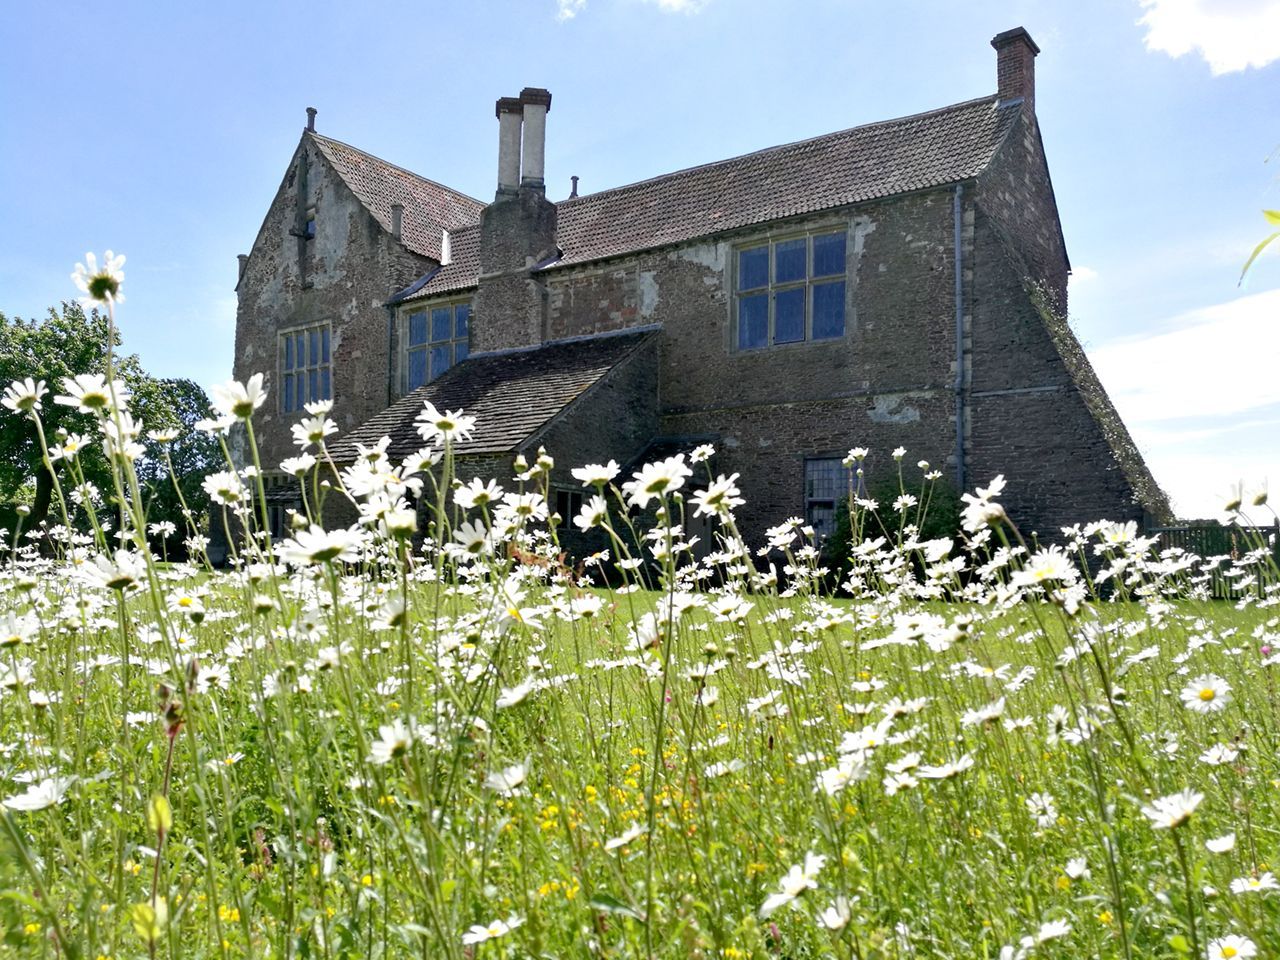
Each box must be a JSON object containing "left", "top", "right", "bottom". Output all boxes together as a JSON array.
[
  {"left": 1238, "top": 208, "right": 1280, "bottom": 284},
  {"left": 823, "top": 473, "right": 962, "bottom": 584},
  {"left": 0, "top": 303, "right": 219, "bottom": 538}
]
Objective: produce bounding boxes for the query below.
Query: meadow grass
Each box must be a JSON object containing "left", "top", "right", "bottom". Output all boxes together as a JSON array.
[{"left": 1, "top": 259, "right": 1279, "bottom": 959}]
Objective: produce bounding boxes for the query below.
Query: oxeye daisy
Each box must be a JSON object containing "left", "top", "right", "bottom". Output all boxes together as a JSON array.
[
  {"left": 1228, "top": 872, "right": 1278, "bottom": 894},
  {"left": 368, "top": 719, "right": 415, "bottom": 765},
  {"left": 1180, "top": 674, "right": 1231, "bottom": 713},
  {"left": 759, "top": 852, "right": 826, "bottom": 918},
  {"left": 622, "top": 454, "right": 692, "bottom": 508},
  {"left": 415, "top": 401, "right": 475, "bottom": 443},
  {"left": 483, "top": 761, "right": 529, "bottom": 796},
  {"left": 571, "top": 460, "right": 621, "bottom": 487},
  {"left": 1206, "top": 833, "right": 1236, "bottom": 854},
  {"left": 278, "top": 525, "right": 366, "bottom": 566},
  {"left": 461, "top": 914, "right": 524, "bottom": 945},
  {"left": 211, "top": 373, "right": 268, "bottom": 421},
  {"left": 71, "top": 250, "right": 125, "bottom": 304},
  {"left": 2, "top": 776, "right": 76, "bottom": 812},
  {"left": 1141, "top": 788, "right": 1203, "bottom": 829},
  {"left": 1, "top": 378, "right": 47, "bottom": 415},
  {"left": 54, "top": 373, "right": 130, "bottom": 415},
  {"left": 291, "top": 414, "right": 338, "bottom": 448},
  {"left": 1207, "top": 934, "right": 1257, "bottom": 959}
]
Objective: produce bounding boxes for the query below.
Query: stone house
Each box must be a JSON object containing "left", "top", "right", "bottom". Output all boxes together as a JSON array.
[{"left": 232, "top": 27, "right": 1169, "bottom": 549}]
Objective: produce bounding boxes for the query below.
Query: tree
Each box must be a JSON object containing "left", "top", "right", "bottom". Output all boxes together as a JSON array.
[
  {"left": 0, "top": 302, "right": 219, "bottom": 539},
  {"left": 136, "top": 377, "right": 221, "bottom": 550}
]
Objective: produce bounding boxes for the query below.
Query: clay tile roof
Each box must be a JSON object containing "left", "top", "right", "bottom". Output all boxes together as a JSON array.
[
  {"left": 307, "top": 132, "right": 485, "bottom": 262},
  {"left": 399, "top": 94, "right": 1018, "bottom": 301},
  {"left": 327, "top": 328, "right": 658, "bottom": 462}
]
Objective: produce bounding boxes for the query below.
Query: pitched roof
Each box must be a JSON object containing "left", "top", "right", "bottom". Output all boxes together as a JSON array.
[
  {"left": 327, "top": 328, "right": 658, "bottom": 462},
  {"left": 307, "top": 132, "right": 485, "bottom": 262},
  {"left": 400, "top": 94, "right": 1021, "bottom": 300}
]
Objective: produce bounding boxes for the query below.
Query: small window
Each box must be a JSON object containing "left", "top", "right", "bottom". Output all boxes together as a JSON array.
[
  {"left": 280, "top": 323, "right": 332, "bottom": 413},
  {"left": 304, "top": 218, "right": 316, "bottom": 240},
  {"left": 555, "top": 489, "right": 584, "bottom": 524},
  {"left": 804, "top": 457, "right": 853, "bottom": 540},
  {"left": 404, "top": 300, "right": 471, "bottom": 391},
  {"left": 735, "top": 230, "right": 847, "bottom": 350}
]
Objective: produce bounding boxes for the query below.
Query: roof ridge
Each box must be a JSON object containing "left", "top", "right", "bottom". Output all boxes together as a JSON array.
[
  {"left": 306, "top": 130, "right": 486, "bottom": 209},
  {"left": 556, "top": 94, "right": 1006, "bottom": 209}
]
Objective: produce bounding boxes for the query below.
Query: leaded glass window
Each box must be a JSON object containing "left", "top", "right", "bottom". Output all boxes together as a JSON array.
[
  {"left": 280, "top": 323, "right": 331, "bottom": 413},
  {"left": 736, "top": 229, "right": 848, "bottom": 350},
  {"left": 405, "top": 300, "right": 471, "bottom": 391}
]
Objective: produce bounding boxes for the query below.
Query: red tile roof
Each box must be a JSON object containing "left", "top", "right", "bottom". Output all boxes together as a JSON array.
[
  {"left": 308, "top": 132, "right": 485, "bottom": 262},
  {"left": 398, "top": 94, "right": 1020, "bottom": 301}
]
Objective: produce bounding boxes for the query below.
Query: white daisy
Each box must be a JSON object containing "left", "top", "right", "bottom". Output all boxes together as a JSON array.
[
  {"left": 1180, "top": 675, "right": 1231, "bottom": 714},
  {"left": 1141, "top": 788, "right": 1203, "bottom": 829}
]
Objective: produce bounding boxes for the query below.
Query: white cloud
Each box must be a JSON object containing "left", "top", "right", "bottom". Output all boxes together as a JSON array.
[
  {"left": 1139, "top": 0, "right": 1280, "bottom": 74},
  {"left": 1088, "top": 287, "right": 1280, "bottom": 423},
  {"left": 556, "top": 0, "right": 587, "bottom": 20},
  {"left": 1069, "top": 265, "right": 1098, "bottom": 286},
  {"left": 557, "top": 0, "right": 707, "bottom": 17},
  {"left": 1088, "top": 287, "right": 1280, "bottom": 516},
  {"left": 639, "top": 0, "right": 708, "bottom": 10}
]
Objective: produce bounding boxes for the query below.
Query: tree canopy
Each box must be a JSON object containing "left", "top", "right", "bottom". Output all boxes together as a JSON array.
[{"left": 0, "top": 302, "right": 220, "bottom": 543}]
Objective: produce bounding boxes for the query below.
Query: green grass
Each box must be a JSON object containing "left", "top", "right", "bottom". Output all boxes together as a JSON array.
[{"left": 3, "top": 356, "right": 1279, "bottom": 958}]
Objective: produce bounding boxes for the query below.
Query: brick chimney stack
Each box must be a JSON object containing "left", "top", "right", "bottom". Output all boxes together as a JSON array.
[
  {"left": 306, "top": 107, "right": 317, "bottom": 132},
  {"left": 474, "top": 87, "right": 559, "bottom": 353},
  {"left": 519, "top": 88, "right": 552, "bottom": 190},
  {"left": 991, "top": 27, "right": 1039, "bottom": 112},
  {"left": 495, "top": 97, "right": 523, "bottom": 197}
]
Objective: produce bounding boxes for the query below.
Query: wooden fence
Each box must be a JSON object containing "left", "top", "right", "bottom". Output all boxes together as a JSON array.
[{"left": 1148, "top": 522, "right": 1279, "bottom": 599}]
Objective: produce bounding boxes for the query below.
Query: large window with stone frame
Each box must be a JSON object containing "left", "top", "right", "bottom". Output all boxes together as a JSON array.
[
  {"left": 279, "top": 323, "right": 331, "bottom": 414},
  {"left": 804, "top": 457, "right": 854, "bottom": 540},
  {"left": 734, "top": 228, "right": 848, "bottom": 350},
  {"left": 404, "top": 299, "right": 471, "bottom": 391}
]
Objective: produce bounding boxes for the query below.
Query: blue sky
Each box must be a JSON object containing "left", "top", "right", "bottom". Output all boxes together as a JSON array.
[{"left": 2, "top": 0, "right": 1278, "bottom": 519}]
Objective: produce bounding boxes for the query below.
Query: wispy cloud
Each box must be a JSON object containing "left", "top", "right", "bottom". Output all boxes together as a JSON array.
[
  {"left": 1089, "top": 287, "right": 1280, "bottom": 422},
  {"left": 555, "top": 0, "right": 708, "bottom": 19},
  {"left": 1139, "top": 0, "right": 1280, "bottom": 75},
  {"left": 556, "top": 0, "right": 587, "bottom": 20},
  {"left": 1088, "top": 287, "right": 1280, "bottom": 516},
  {"left": 638, "top": 0, "right": 709, "bottom": 11}
]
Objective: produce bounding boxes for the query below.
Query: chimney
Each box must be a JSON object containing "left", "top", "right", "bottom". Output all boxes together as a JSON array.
[
  {"left": 474, "top": 86, "right": 558, "bottom": 353},
  {"left": 236, "top": 253, "right": 248, "bottom": 284},
  {"left": 440, "top": 228, "right": 452, "bottom": 265},
  {"left": 519, "top": 87, "right": 552, "bottom": 190},
  {"left": 495, "top": 97, "right": 523, "bottom": 196},
  {"left": 390, "top": 202, "right": 403, "bottom": 240},
  {"left": 991, "top": 27, "right": 1039, "bottom": 112},
  {"left": 306, "top": 106, "right": 317, "bottom": 132},
  {"left": 569, "top": 175, "right": 579, "bottom": 199}
]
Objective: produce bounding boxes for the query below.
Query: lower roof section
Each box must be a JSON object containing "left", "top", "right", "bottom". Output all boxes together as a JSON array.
[{"left": 327, "top": 327, "right": 660, "bottom": 463}]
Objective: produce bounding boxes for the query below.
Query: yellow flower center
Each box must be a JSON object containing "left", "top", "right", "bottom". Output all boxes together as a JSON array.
[
  {"left": 1199, "top": 688, "right": 1216, "bottom": 701},
  {"left": 1222, "top": 948, "right": 1237, "bottom": 958}
]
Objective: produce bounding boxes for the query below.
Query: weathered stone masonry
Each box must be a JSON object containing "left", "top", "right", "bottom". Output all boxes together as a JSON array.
[{"left": 236, "top": 27, "right": 1171, "bottom": 553}]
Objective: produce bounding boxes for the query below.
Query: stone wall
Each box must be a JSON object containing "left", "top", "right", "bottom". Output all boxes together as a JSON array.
[
  {"left": 232, "top": 135, "right": 432, "bottom": 473},
  {"left": 535, "top": 190, "right": 966, "bottom": 545}
]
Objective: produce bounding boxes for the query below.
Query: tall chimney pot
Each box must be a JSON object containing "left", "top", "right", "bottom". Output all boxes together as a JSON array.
[
  {"left": 991, "top": 27, "right": 1039, "bottom": 112},
  {"left": 390, "top": 202, "right": 403, "bottom": 240},
  {"left": 236, "top": 253, "right": 248, "bottom": 282},
  {"left": 569, "top": 175, "right": 579, "bottom": 199},
  {"left": 519, "top": 87, "right": 552, "bottom": 190},
  {"left": 495, "top": 97, "right": 523, "bottom": 196},
  {"left": 306, "top": 107, "right": 317, "bottom": 132}
]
